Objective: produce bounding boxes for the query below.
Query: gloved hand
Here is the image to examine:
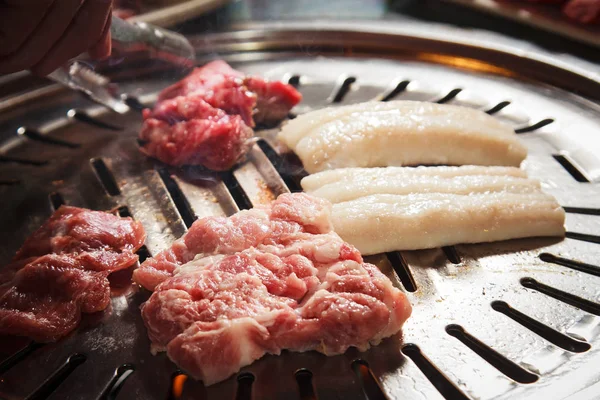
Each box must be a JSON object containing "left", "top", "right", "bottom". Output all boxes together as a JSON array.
[{"left": 0, "top": 0, "right": 113, "bottom": 76}]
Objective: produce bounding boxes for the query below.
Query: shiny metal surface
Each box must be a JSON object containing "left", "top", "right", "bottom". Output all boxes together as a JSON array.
[{"left": 1, "top": 22, "right": 600, "bottom": 400}]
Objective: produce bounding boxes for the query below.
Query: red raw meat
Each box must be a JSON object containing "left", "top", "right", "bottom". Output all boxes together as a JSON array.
[
  {"left": 137, "top": 193, "right": 411, "bottom": 385},
  {"left": 0, "top": 206, "right": 146, "bottom": 342},
  {"left": 133, "top": 193, "right": 333, "bottom": 291},
  {"left": 157, "top": 60, "right": 302, "bottom": 126},
  {"left": 139, "top": 95, "right": 253, "bottom": 170},
  {"left": 563, "top": 0, "right": 600, "bottom": 23}
]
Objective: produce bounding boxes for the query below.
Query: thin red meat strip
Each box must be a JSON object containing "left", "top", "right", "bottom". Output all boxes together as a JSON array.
[{"left": 0, "top": 206, "right": 146, "bottom": 342}]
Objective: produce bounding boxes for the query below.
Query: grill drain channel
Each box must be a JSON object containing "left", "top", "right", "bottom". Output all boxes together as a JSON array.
[
  {"left": 99, "top": 364, "right": 135, "bottom": 400},
  {"left": 445, "top": 325, "right": 538, "bottom": 384},
  {"left": 491, "top": 301, "right": 591, "bottom": 353},
  {"left": 235, "top": 372, "right": 255, "bottom": 400},
  {"left": 520, "top": 278, "right": 600, "bottom": 316},
  {"left": 352, "top": 360, "right": 388, "bottom": 400},
  {"left": 539, "top": 253, "right": 600, "bottom": 277},
  {"left": 401, "top": 344, "right": 469, "bottom": 400},
  {"left": 17, "top": 127, "right": 80, "bottom": 148},
  {"left": 25, "top": 354, "right": 86, "bottom": 400},
  {"left": 295, "top": 369, "right": 317, "bottom": 400}
]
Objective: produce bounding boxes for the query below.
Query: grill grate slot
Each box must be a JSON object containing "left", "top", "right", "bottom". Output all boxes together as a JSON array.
[
  {"left": 123, "top": 95, "right": 146, "bottom": 112},
  {"left": 25, "top": 354, "right": 86, "bottom": 400},
  {"left": 99, "top": 364, "right": 135, "bottom": 400},
  {"left": 91, "top": 158, "right": 121, "bottom": 196},
  {"left": 485, "top": 101, "right": 511, "bottom": 115},
  {"left": 539, "top": 253, "right": 600, "bottom": 277},
  {"left": 515, "top": 119, "right": 555, "bottom": 134},
  {"left": 0, "top": 179, "right": 20, "bottom": 185},
  {"left": 257, "top": 140, "right": 305, "bottom": 193},
  {"left": 520, "top": 278, "right": 600, "bottom": 316},
  {"left": 236, "top": 372, "right": 255, "bottom": 400},
  {"left": 221, "top": 171, "right": 254, "bottom": 210},
  {"left": 565, "top": 232, "right": 600, "bottom": 244},
  {"left": 295, "top": 369, "right": 318, "bottom": 400},
  {"left": 287, "top": 75, "right": 301, "bottom": 88},
  {"left": 563, "top": 207, "right": 600, "bottom": 216},
  {"left": 436, "top": 89, "right": 463, "bottom": 104},
  {"left": 491, "top": 301, "right": 590, "bottom": 353},
  {"left": 67, "top": 109, "right": 123, "bottom": 131},
  {"left": 157, "top": 168, "right": 197, "bottom": 228},
  {"left": 442, "top": 246, "right": 461, "bottom": 264},
  {"left": 401, "top": 344, "right": 469, "bottom": 400},
  {"left": 49, "top": 192, "right": 65, "bottom": 210},
  {"left": 552, "top": 155, "right": 589, "bottom": 182},
  {"left": 385, "top": 252, "right": 417, "bottom": 292},
  {"left": 17, "top": 127, "right": 80, "bottom": 148},
  {"left": 379, "top": 80, "right": 410, "bottom": 102},
  {"left": 330, "top": 76, "right": 357, "bottom": 103},
  {"left": 351, "top": 360, "right": 388, "bottom": 400},
  {"left": 445, "top": 325, "right": 538, "bottom": 384},
  {"left": 0, "top": 155, "right": 47, "bottom": 166},
  {"left": 0, "top": 342, "right": 42, "bottom": 376}
]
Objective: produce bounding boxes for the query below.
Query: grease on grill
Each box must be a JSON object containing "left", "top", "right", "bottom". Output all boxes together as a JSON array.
[
  {"left": 401, "top": 344, "right": 469, "bottom": 400},
  {"left": 446, "top": 324, "right": 538, "bottom": 384},
  {"left": 91, "top": 158, "right": 121, "bottom": 196},
  {"left": 491, "top": 301, "right": 590, "bottom": 353},
  {"left": 67, "top": 109, "right": 123, "bottom": 131},
  {"left": 521, "top": 277, "right": 600, "bottom": 316},
  {"left": 17, "top": 127, "right": 80, "bottom": 148},
  {"left": 295, "top": 369, "right": 317, "bottom": 400},
  {"left": 25, "top": 354, "right": 86, "bottom": 400},
  {"left": 100, "top": 364, "right": 135, "bottom": 400},
  {"left": 539, "top": 253, "right": 600, "bottom": 277},
  {"left": 352, "top": 359, "right": 388, "bottom": 400},
  {"left": 386, "top": 252, "right": 417, "bottom": 292}
]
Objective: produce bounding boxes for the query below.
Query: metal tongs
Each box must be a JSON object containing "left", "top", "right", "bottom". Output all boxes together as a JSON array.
[{"left": 47, "top": 16, "right": 195, "bottom": 114}]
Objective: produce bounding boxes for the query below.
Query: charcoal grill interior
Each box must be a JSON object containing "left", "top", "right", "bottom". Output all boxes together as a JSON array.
[{"left": 1, "top": 21, "right": 600, "bottom": 400}]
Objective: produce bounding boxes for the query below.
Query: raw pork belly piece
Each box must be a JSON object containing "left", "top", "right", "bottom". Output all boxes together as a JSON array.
[
  {"left": 301, "top": 165, "right": 534, "bottom": 203},
  {"left": 157, "top": 60, "right": 302, "bottom": 126},
  {"left": 0, "top": 206, "right": 146, "bottom": 342},
  {"left": 278, "top": 100, "right": 527, "bottom": 173},
  {"left": 308, "top": 166, "right": 565, "bottom": 254},
  {"left": 140, "top": 95, "right": 253, "bottom": 170},
  {"left": 137, "top": 193, "right": 411, "bottom": 385}
]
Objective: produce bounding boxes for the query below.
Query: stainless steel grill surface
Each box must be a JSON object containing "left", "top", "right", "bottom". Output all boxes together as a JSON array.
[{"left": 1, "top": 21, "right": 600, "bottom": 400}]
